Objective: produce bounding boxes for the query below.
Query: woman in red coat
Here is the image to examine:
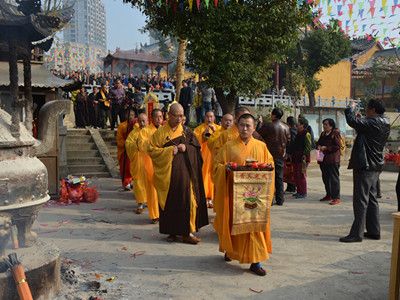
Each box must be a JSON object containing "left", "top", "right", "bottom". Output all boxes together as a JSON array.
[{"left": 316, "top": 118, "right": 341, "bottom": 205}]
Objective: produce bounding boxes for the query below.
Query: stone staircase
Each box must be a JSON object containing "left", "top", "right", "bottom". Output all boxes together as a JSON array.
[
  {"left": 99, "top": 129, "right": 118, "bottom": 165},
  {"left": 66, "top": 129, "right": 111, "bottom": 178}
]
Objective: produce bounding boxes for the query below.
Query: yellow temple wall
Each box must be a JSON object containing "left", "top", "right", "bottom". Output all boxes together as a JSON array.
[{"left": 315, "top": 60, "right": 352, "bottom": 99}]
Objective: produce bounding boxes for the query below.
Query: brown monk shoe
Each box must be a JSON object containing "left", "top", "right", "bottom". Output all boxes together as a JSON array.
[
  {"left": 135, "top": 207, "right": 144, "bottom": 214},
  {"left": 182, "top": 235, "right": 199, "bottom": 245}
]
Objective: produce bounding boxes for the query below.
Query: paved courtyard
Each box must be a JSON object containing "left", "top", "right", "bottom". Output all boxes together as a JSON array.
[{"left": 35, "top": 165, "right": 398, "bottom": 300}]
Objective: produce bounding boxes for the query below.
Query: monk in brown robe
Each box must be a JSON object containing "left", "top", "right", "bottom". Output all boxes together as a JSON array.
[{"left": 148, "top": 103, "right": 208, "bottom": 244}]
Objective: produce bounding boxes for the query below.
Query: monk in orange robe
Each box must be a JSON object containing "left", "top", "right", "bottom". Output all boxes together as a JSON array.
[
  {"left": 193, "top": 111, "right": 221, "bottom": 208},
  {"left": 208, "top": 113, "right": 234, "bottom": 159},
  {"left": 125, "top": 113, "right": 149, "bottom": 213},
  {"left": 214, "top": 113, "right": 275, "bottom": 276},
  {"left": 136, "top": 109, "right": 164, "bottom": 223},
  {"left": 116, "top": 109, "right": 136, "bottom": 190},
  {"left": 148, "top": 103, "right": 208, "bottom": 244}
]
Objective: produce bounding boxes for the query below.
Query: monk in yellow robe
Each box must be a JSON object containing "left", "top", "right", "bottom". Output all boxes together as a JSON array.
[
  {"left": 193, "top": 111, "right": 221, "bottom": 208},
  {"left": 116, "top": 109, "right": 136, "bottom": 190},
  {"left": 136, "top": 109, "right": 164, "bottom": 223},
  {"left": 214, "top": 113, "right": 275, "bottom": 276},
  {"left": 208, "top": 113, "right": 234, "bottom": 158},
  {"left": 125, "top": 113, "right": 149, "bottom": 214},
  {"left": 148, "top": 103, "right": 208, "bottom": 244}
]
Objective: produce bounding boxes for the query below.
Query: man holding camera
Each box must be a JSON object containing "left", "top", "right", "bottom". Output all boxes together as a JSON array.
[{"left": 340, "top": 99, "right": 390, "bottom": 243}]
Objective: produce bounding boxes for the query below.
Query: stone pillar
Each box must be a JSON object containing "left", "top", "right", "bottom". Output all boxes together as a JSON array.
[
  {"left": 58, "top": 114, "right": 68, "bottom": 179},
  {"left": 9, "top": 39, "right": 20, "bottom": 138},
  {"left": 23, "top": 47, "right": 33, "bottom": 134}
]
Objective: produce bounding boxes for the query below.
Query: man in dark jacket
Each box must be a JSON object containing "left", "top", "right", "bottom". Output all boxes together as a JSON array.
[
  {"left": 340, "top": 99, "right": 390, "bottom": 243},
  {"left": 258, "top": 108, "right": 290, "bottom": 205},
  {"left": 179, "top": 80, "right": 193, "bottom": 125}
]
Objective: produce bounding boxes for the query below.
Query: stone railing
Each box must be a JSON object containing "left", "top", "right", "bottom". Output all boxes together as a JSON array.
[{"left": 238, "top": 94, "right": 360, "bottom": 109}]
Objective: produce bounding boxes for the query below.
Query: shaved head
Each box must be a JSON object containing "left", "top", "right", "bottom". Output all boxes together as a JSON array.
[
  {"left": 169, "top": 103, "right": 184, "bottom": 114},
  {"left": 221, "top": 113, "right": 234, "bottom": 129},
  {"left": 138, "top": 113, "right": 148, "bottom": 128},
  {"left": 168, "top": 103, "right": 184, "bottom": 128},
  {"left": 234, "top": 106, "right": 251, "bottom": 121},
  {"left": 151, "top": 109, "right": 163, "bottom": 128},
  {"left": 204, "top": 111, "right": 215, "bottom": 124}
]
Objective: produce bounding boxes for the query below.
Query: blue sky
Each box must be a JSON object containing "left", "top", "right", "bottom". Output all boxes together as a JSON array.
[
  {"left": 104, "top": 0, "right": 149, "bottom": 52},
  {"left": 103, "top": 0, "right": 399, "bottom": 51}
]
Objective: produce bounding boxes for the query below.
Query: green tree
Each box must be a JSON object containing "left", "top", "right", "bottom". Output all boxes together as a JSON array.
[
  {"left": 286, "top": 20, "right": 351, "bottom": 107},
  {"left": 123, "top": 0, "right": 311, "bottom": 113}
]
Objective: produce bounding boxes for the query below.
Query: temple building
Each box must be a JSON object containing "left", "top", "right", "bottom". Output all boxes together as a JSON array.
[{"left": 103, "top": 47, "right": 174, "bottom": 77}]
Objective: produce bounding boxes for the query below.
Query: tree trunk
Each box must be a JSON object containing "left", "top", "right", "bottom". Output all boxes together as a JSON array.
[
  {"left": 307, "top": 89, "right": 316, "bottom": 107},
  {"left": 174, "top": 38, "right": 187, "bottom": 102},
  {"left": 9, "top": 39, "right": 20, "bottom": 138},
  {"left": 215, "top": 87, "right": 237, "bottom": 114},
  {"left": 23, "top": 52, "right": 33, "bottom": 134}
]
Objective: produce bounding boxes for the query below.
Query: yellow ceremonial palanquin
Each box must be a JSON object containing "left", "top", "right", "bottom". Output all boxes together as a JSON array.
[
  {"left": 193, "top": 123, "right": 221, "bottom": 200},
  {"left": 148, "top": 123, "right": 197, "bottom": 232},
  {"left": 125, "top": 126, "right": 149, "bottom": 205},
  {"left": 137, "top": 123, "right": 160, "bottom": 220},
  {"left": 213, "top": 136, "right": 275, "bottom": 264}
]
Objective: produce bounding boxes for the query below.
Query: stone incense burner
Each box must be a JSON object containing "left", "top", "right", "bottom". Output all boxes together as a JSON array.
[{"left": 0, "top": 100, "right": 70, "bottom": 254}]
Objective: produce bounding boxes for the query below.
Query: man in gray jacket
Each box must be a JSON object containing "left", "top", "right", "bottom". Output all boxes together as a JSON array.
[{"left": 340, "top": 99, "right": 390, "bottom": 243}]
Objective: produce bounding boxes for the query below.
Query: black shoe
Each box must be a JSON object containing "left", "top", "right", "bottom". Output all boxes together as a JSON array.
[
  {"left": 363, "top": 232, "right": 381, "bottom": 240},
  {"left": 377, "top": 194, "right": 382, "bottom": 199},
  {"left": 250, "top": 263, "right": 266, "bottom": 276},
  {"left": 224, "top": 253, "right": 232, "bottom": 262},
  {"left": 339, "top": 235, "right": 362, "bottom": 243},
  {"left": 275, "top": 202, "right": 283, "bottom": 206}
]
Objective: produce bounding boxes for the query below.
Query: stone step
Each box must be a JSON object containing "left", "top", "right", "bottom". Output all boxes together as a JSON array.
[
  {"left": 67, "top": 135, "right": 93, "bottom": 143},
  {"left": 67, "top": 150, "right": 100, "bottom": 159},
  {"left": 68, "top": 171, "right": 111, "bottom": 178},
  {"left": 99, "top": 130, "right": 116, "bottom": 138},
  {"left": 67, "top": 129, "right": 90, "bottom": 136},
  {"left": 66, "top": 143, "right": 98, "bottom": 151},
  {"left": 68, "top": 165, "right": 108, "bottom": 174},
  {"left": 67, "top": 157, "right": 104, "bottom": 165},
  {"left": 103, "top": 137, "right": 117, "bottom": 143}
]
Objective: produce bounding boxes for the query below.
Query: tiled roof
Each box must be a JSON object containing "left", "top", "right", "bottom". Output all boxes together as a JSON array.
[
  {"left": 106, "top": 49, "right": 173, "bottom": 64},
  {"left": 353, "top": 48, "right": 400, "bottom": 73},
  {"left": 351, "top": 38, "right": 376, "bottom": 53},
  {"left": 0, "top": 62, "right": 74, "bottom": 88}
]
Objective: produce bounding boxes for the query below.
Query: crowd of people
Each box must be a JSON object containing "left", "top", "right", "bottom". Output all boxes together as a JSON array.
[
  {"left": 52, "top": 69, "right": 177, "bottom": 91},
  {"left": 111, "top": 95, "right": 396, "bottom": 276},
  {"left": 64, "top": 72, "right": 225, "bottom": 131}
]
